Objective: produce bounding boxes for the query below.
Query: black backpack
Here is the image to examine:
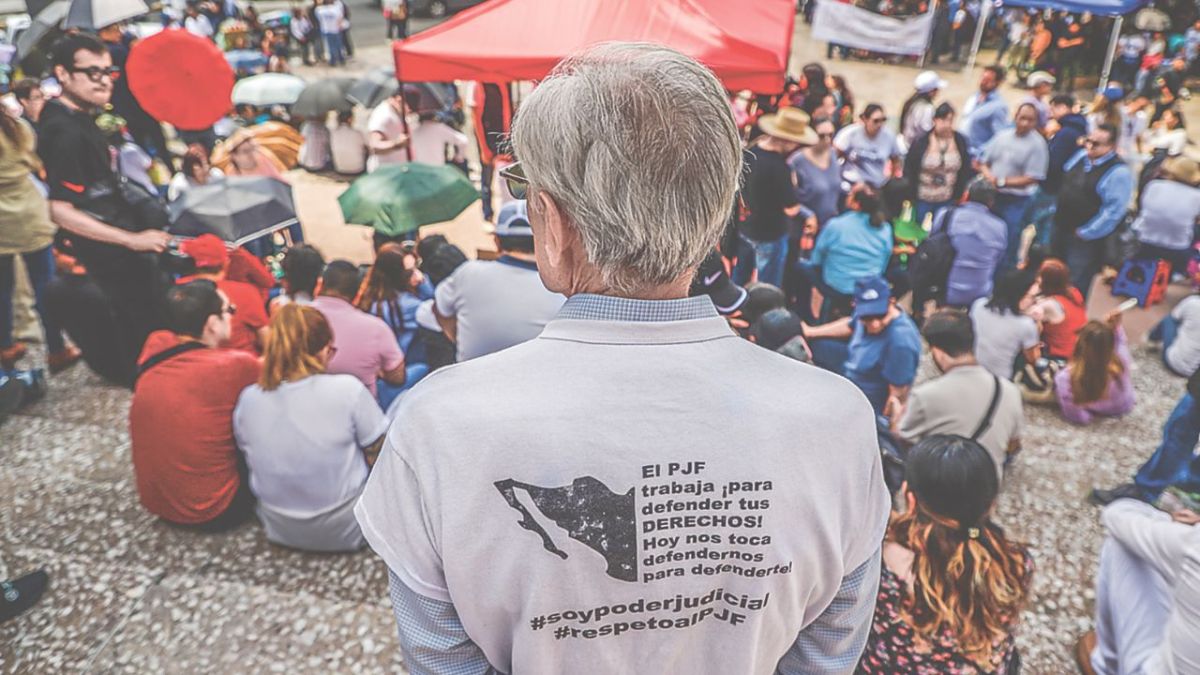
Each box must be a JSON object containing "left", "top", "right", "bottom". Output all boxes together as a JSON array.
[{"left": 908, "top": 207, "right": 959, "bottom": 303}]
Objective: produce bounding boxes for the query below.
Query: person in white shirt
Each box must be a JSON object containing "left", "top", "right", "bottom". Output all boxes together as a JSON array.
[
  {"left": 313, "top": 0, "right": 345, "bottom": 66},
  {"left": 289, "top": 9, "right": 316, "bottom": 66},
  {"left": 366, "top": 93, "right": 411, "bottom": 172},
  {"left": 168, "top": 145, "right": 224, "bottom": 202},
  {"left": 434, "top": 200, "right": 566, "bottom": 361},
  {"left": 409, "top": 110, "right": 468, "bottom": 166},
  {"left": 183, "top": 6, "right": 214, "bottom": 40},
  {"left": 298, "top": 116, "right": 331, "bottom": 171},
  {"left": 234, "top": 304, "right": 388, "bottom": 552},
  {"left": 330, "top": 111, "right": 367, "bottom": 175}
]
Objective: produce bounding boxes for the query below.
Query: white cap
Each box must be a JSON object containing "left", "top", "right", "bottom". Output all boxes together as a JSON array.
[
  {"left": 914, "top": 70, "right": 947, "bottom": 94},
  {"left": 1027, "top": 71, "right": 1056, "bottom": 87}
]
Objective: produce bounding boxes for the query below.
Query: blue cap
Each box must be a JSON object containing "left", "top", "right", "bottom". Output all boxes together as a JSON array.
[
  {"left": 853, "top": 277, "right": 891, "bottom": 318},
  {"left": 1102, "top": 85, "right": 1125, "bottom": 102},
  {"left": 494, "top": 200, "right": 532, "bottom": 237}
]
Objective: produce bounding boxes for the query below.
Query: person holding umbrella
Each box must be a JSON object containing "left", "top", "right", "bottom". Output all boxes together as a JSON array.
[
  {"left": 37, "top": 34, "right": 171, "bottom": 382},
  {"left": 366, "top": 91, "right": 411, "bottom": 172}
]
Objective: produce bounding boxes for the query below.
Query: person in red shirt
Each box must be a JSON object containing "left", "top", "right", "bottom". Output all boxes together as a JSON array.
[
  {"left": 129, "top": 279, "right": 260, "bottom": 530},
  {"left": 178, "top": 235, "right": 270, "bottom": 354}
]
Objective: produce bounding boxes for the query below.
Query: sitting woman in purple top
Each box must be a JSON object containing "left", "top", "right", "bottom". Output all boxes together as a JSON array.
[{"left": 1054, "top": 311, "right": 1135, "bottom": 425}]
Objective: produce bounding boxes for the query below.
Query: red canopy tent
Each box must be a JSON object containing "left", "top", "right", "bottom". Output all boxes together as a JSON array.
[{"left": 392, "top": 0, "right": 796, "bottom": 94}]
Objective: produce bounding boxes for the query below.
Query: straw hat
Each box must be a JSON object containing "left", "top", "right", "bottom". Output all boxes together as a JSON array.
[
  {"left": 1162, "top": 155, "right": 1200, "bottom": 187},
  {"left": 758, "top": 107, "right": 818, "bottom": 146}
]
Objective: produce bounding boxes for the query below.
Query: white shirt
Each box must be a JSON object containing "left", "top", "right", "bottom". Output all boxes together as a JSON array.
[
  {"left": 235, "top": 374, "right": 386, "bottom": 514},
  {"left": 1167, "top": 296, "right": 1200, "bottom": 377},
  {"left": 184, "top": 14, "right": 213, "bottom": 38},
  {"left": 366, "top": 102, "right": 413, "bottom": 172},
  {"left": 331, "top": 124, "right": 367, "bottom": 174},
  {"left": 410, "top": 120, "right": 469, "bottom": 165},
  {"left": 167, "top": 167, "right": 223, "bottom": 202},
  {"left": 833, "top": 123, "right": 900, "bottom": 188},
  {"left": 290, "top": 15, "right": 311, "bottom": 41},
  {"left": 314, "top": 2, "right": 344, "bottom": 34},
  {"left": 1134, "top": 180, "right": 1200, "bottom": 251},
  {"left": 299, "top": 120, "right": 331, "bottom": 171},
  {"left": 434, "top": 257, "right": 566, "bottom": 361},
  {"left": 970, "top": 297, "right": 1039, "bottom": 379}
]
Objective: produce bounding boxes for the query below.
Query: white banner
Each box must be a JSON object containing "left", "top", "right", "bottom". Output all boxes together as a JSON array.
[{"left": 812, "top": 2, "right": 934, "bottom": 56}]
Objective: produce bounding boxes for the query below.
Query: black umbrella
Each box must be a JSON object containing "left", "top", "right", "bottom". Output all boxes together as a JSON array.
[
  {"left": 168, "top": 176, "right": 297, "bottom": 246},
  {"left": 347, "top": 67, "right": 399, "bottom": 110},
  {"left": 15, "top": 0, "right": 68, "bottom": 67},
  {"left": 292, "top": 77, "right": 356, "bottom": 119}
]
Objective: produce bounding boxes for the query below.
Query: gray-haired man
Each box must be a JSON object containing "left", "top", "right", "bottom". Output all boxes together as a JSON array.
[{"left": 356, "top": 42, "right": 888, "bottom": 674}]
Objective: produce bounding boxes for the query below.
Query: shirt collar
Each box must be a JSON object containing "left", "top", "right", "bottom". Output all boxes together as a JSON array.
[
  {"left": 1084, "top": 151, "right": 1117, "bottom": 168},
  {"left": 555, "top": 293, "right": 718, "bottom": 322},
  {"left": 496, "top": 254, "right": 538, "bottom": 272}
]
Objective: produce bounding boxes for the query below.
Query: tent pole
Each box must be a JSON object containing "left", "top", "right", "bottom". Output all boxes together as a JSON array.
[
  {"left": 918, "top": 0, "right": 937, "bottom": 68},
  {"left": 1099, "top": 15, "right": 1123, "bottom": 93},
  {"left": 965, "top": 0, "right": 990, "bottom": 72}
]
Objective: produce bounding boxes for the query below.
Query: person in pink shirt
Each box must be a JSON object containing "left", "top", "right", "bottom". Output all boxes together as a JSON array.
[
  {"left": 223, "top": 129, "right": 288, "bottom": 182},
  {"left": 1054, "top": 311, "right": 1135, "bottom": 425},
  {"left": 311, "top": 260, "right": 406, "bottom": 399}
]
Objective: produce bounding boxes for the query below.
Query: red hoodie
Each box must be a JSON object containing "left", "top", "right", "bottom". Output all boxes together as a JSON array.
[{"left": 129, "top": 331, "right": 260, "bottom": 524}]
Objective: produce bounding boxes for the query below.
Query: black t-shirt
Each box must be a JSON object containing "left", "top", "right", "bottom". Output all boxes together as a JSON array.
[
  {"left": 740, "top": 146, "right": 799, "bottom": 242},
  {"left": 37, "top": 99, "right": 116, "bottom": 207}
]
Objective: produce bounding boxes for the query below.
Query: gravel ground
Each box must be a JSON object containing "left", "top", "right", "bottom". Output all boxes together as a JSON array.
[{"left": 0, "top": 334, "right": 1184, "bottom": 674}]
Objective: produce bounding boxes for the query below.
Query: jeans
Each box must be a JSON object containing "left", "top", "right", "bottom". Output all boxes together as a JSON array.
[
  {"left": 0, "top": 246, "right": 66, "bottom": 353},
  {"left": 1026, "top": 188, "right": 1057, "bottom": 252},
  {"left": 915, "top": 200, "right": 952, "bottom": 228},
  {"left": 1136, "top": 242, "right": 1192, "bottom": 277},
  {"left": 993, "top": 192, "right": 1034, "bottom": 271},
  {"left": 323, "top": 32, "right": 344, "bottom": 65},
  {"left": 1066, "top": 236, "right": 1106, "bottom": 300},
  {"left": 1151, "top": 315, "right": 1184, "bottom": 375},
  {"left": 808, "top": 338, "right": 849, "bottom": 376},
  {"left": 388, "top": 18, "right": 408, "bottom": 39},
  {"left": 480, "top": 161, "right": 496, "bottom": 221},
  {"left": 1133, "top": 392, "right": 1200, "bottom": 499},
  {"left": 732, "top": 233, "right": 788, "bottom": 288},
  {"left": 375, "top": 362, "right": 430, "bottom": 414}
]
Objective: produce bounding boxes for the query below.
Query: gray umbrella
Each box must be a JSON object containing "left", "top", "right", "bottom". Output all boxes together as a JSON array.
[
  {"left": 1134, "top": 8, "right": 1169, "bottom": 32},
  {"left": 16, "top": 0, "right": 67, "bottom": 63},
  {"left": 168, "top": 176, "right": 297, "bottom": 246},
  {"left": 347, "top": 67, "right": 399, "bottom": 110},
  {"left": 292, "top": 77, "right": 356, "bottom": 119},
  {"left": 63, "top": 0, "right": 149, "bottom": 31}
]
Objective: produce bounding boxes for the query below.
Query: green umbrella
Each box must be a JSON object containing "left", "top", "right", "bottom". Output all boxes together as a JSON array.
[{"left": 339, "top": 163, "right": 478, "bottom": 237}]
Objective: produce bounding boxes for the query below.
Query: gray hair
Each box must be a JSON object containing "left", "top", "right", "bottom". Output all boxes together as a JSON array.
[{"left": 510, "top": 42, "right": 742, "bottom": 294}]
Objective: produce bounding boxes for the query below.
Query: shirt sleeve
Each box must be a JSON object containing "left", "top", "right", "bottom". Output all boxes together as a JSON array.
[
  {"left": 434, "top": 269, "right": 462, "bottom": 318},
  {"left": 378, "top": 323, "right": 406, "bottom": 373},
  {"left": 1101, "top": 499, "right": 1191, "bottom": 583},
  {"left": 387, "top": 570, "right": 497, "bottom": 675},
  {"left": 40, "top": 126, "right": 94, "bottom": 205},
  {"left": 1027, "top": 138, "right": 1049, "bottom": 181},
  {"left": 238, "top": 287, "right": 270, "bottom": 331},
  {"left": 352, "top": 382, "right": 389, "bottom": 447},
  {"left": 774, "top": 547, "right": 882, "bottom": 674},
  {"left": 1019, "top": 319, "right": 1040, "bottom": 350},
  {"left": 1054, "top": 368, "right": 1094, "bottom": 425},
  {"left": 896, "top": 387, "right": 929, "bottom": 442},
  {"left": 881, "top": 337, "right": 920, "bottom": 388},
  {"left": 1077, "top": 164, "right": 1134, "bottom": 241},
  {"left": 832, "top": 126, "right": 853, "bottom": 154},
  {"left": 778, "top": 162, "right": 800, "bottom": 209}
]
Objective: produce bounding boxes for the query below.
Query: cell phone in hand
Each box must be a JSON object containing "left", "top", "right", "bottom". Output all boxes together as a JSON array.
[{"left": 1114, "top": 297, "right": 1139, "bottom": 314}]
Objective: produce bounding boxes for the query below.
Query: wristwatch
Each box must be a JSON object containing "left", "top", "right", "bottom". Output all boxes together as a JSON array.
[{"left": 997, "top": 177, "right": 1007, "bottom": 189}]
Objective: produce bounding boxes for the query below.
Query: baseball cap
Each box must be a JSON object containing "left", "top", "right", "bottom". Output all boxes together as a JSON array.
[
  {"left": 692, "top": 250, "right": 747, "bottom": 315},
  {"left": 750, "top": 308, "right": 804, "bottom": 351},
  {"left": 1101, "top": 85, "right": 1125, "bottom": 102},
  {"left": 853, "top": 276, "right": 892, "bottom": 318},
  {"left": 1027, "top": 71, "right": 1056, "bottom": 87},
  {"left": 914, "top": 70, "right": 947, "bottom": 95},
  {"left": 741, "top": 282, "right": 786, "bottom": 324},
  {"left": 179, "top": 234, "right": 229, "bottom": 269},
  {"left": 493, "top": 199, "right": 533, "bottom": 237}
]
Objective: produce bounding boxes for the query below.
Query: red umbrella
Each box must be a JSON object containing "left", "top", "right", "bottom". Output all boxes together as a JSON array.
[{"left": 126, "top": 28, "right": 235, "bottom": 132}]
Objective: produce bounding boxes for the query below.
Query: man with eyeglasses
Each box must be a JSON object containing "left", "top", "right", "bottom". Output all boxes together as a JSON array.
[
  {"left": 130, "top": 280, "right": 260, "bottom": 532},
  {"left": 38, "top": 34, "right": 172, "bottom": 382},
  {"left": 1052, "top": 124, "right": 1133, "bottom": 297}
]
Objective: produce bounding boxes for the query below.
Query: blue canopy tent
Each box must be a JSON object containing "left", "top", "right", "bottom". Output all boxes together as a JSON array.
[{"left": 966, "top": 0, "right": 1152, "bottom": 89}]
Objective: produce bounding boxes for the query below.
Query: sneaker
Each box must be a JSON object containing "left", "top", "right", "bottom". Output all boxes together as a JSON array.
[
  {"left": 47, "top": 347, "right": 81, "bottom": 374},
  {"left": 1074, "top": 630, "right": 1097, "bottom": 675},
  {"left": 0, "top": 343, "right": 26, "bottom": 369},
  {"left": 11, "top": 369, "right": 46, "bottom": 407},
  {"left": 0, "top": 569, "right": 49, "bottom": 624},
  {"left": 1089, "top": 483, "right": 1146, "bottom": 507},
  {"left": 0, "top": 376, "right": 23, "bottom": 426}
]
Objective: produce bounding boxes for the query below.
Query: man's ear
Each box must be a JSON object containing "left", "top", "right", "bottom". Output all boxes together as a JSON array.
[{"left": 536, "top": 190, "right": 570, "bottom": 268}]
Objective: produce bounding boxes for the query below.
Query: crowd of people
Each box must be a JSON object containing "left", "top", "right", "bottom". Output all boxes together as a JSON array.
[{"left": 1, "top": 6, "right": 1199, "bottom": 674}]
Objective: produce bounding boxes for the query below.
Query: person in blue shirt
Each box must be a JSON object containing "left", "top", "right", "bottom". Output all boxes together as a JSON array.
[
  {"left": 1051, "top": 124, "right": 1134, "bottom": 298},
  {"left": 804, "top": 276, "right": 923, "bottom": 417},
  {"left": 800, "top": 185, "right": 893, "bottom": 318},
  {"left": 959, "top": 65, "right": 1010, "bottom": 157}
]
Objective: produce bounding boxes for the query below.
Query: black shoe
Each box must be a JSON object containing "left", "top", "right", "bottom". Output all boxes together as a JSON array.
[
  {"left": 0, "top": 569, "right": 49, "bottom": 623},
  {"left": 0, "top": 376, "right": 24, "bottom": 426},
  {"left": 12, "top": 369, "right": 46, "bottom": 407},
  {"left": 1090, "top": 483, "right": 1147, "bottom": 507}
]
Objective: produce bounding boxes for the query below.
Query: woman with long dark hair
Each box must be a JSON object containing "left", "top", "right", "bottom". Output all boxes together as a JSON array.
[
  {"left": 0, "top": 111, "right": 78, "bottom": 372},
  {"left": 356, "top": 242, "right": 433, "bottom": 357},
  {"left": 970, "top": 268, "right": 1041, "bottom": 378},
  {"left": 858, "top": 434, "right": 1033, "bottom": 673},
  {"left": 1055, "top": 311, "right": 1135, "bottom": 425},
  {"left": 903, "top": 103, "right": 973, "bottom": 226}
]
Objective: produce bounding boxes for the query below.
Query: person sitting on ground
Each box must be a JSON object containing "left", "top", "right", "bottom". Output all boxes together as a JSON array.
[
  {"left": 178, "top": 234, "right": 270, "bottom": 354},
  {"left": 802, "top": 184, "right": 894, "bottom": 318},
  {"left": 357, "top": 242, "right": 434, "bottom": 356},
  {"left": 803, "top": 276, "right": 922, "bottom": 417},
  {"left": 270, "top": 243, "right": 325, "bottom": 314},
  {"left": 971, "top": 268, "right": 1041, "bottom": 379},
  {"left": 434, "top": 200, "right": 565, "bottom": 362},
  {"left": 927, "top": 178, "right": 1008, "bottom": 313},
  {"left": 1074, "top": 497, "right": 1200, "bottom": 675},
  {"left": 330, "top": 110, "right": 367, "bottom": 175},
  {"left": 1152, "top": 291, "right": 1200, "bottom": 378},
  {"left": 1055, "top": 311, "right": 1135, "bottom": 425},
  {"left": 312, "top": 260, "right": 406, "bottom": 400},
  {"left": 858, "top": 434, "right": 1033, "bottom": 674},
  {"left": 167, "top": 144, "right": 223, "bottom": 202},
  {"left": 891, "top": 308, "right": 1024, "bottom": 480},
  {"left": 130, "top": 280, "right": 260, "bottom": 531},
  {"left": 748, "top": 307, "right": 812, "bottom": 364},
  {"left": 1028, "top": 258, "right": 1086, "bottom": 363},
  {"left": 1132, "top": 155, "right": 1200, "bottom": 275},
  {"left": 298, "top": 114, "right": 332, "bottom": 172},
  {"left": 233, "top": 305, "right": 388, "bottom": 552},
  {"left": 1092, "top": 367, "right": 1200, "bottom": 507}
]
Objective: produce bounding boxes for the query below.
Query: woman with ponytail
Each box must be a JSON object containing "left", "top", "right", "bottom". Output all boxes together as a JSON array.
[
  {"left": 858, "top": 435, "right": 1033, "bottom": 674},
  {"left": 233, "top": 304, "right": 389, "bottom": 552}
]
